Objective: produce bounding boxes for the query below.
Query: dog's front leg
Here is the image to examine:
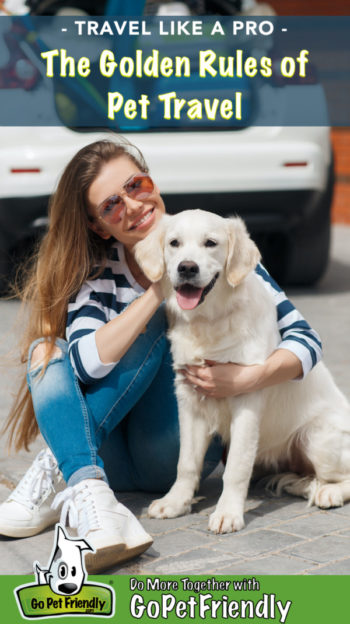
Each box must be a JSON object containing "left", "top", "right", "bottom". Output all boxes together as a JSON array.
[
  {"left": 209, "top": 394, "right": 262, "bottom": 534},
  {"left": 148, "top": 389, "right": 211, "bottom": 519}
]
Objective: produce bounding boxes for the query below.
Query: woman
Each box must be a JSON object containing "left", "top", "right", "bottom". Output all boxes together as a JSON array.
[{"left": 0, "top": 140, "right": 322, "bottom": 571}]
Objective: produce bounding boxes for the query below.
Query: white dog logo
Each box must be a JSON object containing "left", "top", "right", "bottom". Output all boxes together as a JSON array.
[{"left": 34, "top": 524, "right": 93, "bottom": 596}]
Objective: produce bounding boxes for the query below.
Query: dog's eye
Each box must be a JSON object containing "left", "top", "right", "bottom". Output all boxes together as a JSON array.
[
  {"left": 204, "top": 239, "right": 217, "bottom": 247},
  {"left": 71, "top": 566, "right": 76, "bottom": 577},
  {"left": 58, "top": 563, "right": 68, "bottom": 579},
  {"left": 170, "top": 239, "right": 180, "bottom": 247}
]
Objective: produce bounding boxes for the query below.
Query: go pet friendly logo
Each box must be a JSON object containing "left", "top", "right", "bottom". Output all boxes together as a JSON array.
[{"left": 15, "top": 524, "right": 115, "bottom": 619}]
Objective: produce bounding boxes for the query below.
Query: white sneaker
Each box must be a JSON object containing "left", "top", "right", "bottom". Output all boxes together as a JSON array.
[
  {"left": 53, "top": 479, "right": 153, "bottom": 573},
  {"left": 0, "top": 448, "right": 64, "bottom": 537},
  {"left": 113, "top": 501, "right": 154, "bottom": 565}
]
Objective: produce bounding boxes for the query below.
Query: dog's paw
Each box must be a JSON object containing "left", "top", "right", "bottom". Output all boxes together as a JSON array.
[
  {"left": 208, "top": 509, "right": 245, "bottom": 534},
  {"left": 314, "top": 483, "right": 344, "bottom": 508},
  {"left": 148, "top": 497, "right": 192, "bottom": 519}
]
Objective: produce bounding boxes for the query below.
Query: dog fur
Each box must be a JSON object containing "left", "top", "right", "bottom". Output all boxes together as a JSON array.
[{"left": 135, "top": 210, "right": 350, "bottom": 533}]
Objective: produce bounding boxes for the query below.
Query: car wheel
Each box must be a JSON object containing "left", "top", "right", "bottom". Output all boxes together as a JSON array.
[
  {"left": 0, "top": 234, "right": 10, "bottom": 294},
  {"left": 28, "top": 0, "right": 97, "bottom": 15},
  {"left": 283, "top": 158, "right": 335, "bottom": 286}
]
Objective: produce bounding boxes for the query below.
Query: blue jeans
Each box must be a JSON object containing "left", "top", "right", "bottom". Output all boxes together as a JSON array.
[{"left": 27, "top": 306, "right": 223, "bottom": 492}]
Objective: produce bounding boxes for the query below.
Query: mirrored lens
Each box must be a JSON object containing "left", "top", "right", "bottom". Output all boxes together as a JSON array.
[
  {"left": 126, "top": 174, "right": 154, "bottom": 200},
  {"left": 99, "top": 195, "right": 124, "bottom": 224}
]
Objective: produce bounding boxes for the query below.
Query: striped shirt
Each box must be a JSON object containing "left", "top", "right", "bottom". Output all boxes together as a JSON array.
[{"left": 66, "top": 241, "right": 322, "bottom": 385}]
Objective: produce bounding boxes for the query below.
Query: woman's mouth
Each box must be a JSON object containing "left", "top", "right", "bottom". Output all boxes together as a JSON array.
[{"left": 129, "top": 208, "right": 155, "bottom": 231}]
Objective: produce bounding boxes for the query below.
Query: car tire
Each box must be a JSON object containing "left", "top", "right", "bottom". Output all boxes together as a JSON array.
[
  {"left": 283, "top": 157, "right": 335, "bottom": 286},
  {"left": 28, "top": 0, "right": 100, "bottom": 15},
  {"left": 0, "top": 235, "right": 10, "bottom": 294}
]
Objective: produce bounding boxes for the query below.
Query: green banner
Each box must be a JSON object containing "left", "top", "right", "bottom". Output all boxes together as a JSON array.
[{"left": 1, "top": 574, "right": 349, "bottom": 623}]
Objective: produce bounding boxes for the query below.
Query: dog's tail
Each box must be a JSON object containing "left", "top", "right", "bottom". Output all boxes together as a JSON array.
[
  {"left": 265, "top": 472, "right": 350, "bottom": 508},
  {"left": 266, "top": 473, "right": 322, "bottom": 507}
]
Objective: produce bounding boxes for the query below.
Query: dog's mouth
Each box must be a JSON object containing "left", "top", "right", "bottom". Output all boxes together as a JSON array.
[{"left": 175, "top": 273, "right": 219, "bottom": 310}]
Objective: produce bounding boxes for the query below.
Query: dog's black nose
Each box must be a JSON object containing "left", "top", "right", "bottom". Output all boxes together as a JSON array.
[
  {"left": 177, "top": 261, "right": 199, "bottom": 279},
  {"left": 58, "top": 583, "right": 78, "bottom": 594}
]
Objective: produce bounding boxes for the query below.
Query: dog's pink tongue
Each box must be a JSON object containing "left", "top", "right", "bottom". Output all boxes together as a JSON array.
[{"left": 176, "top": 286, "right": 203, "bottom": 310}]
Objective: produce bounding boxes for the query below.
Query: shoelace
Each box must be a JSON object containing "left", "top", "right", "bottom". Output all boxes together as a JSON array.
[
  {"left": 11, "top": 449, "right": 59, "bottom": 509},
  {"left": 52, "top": 484, "right": 100, "bottom": 536}
]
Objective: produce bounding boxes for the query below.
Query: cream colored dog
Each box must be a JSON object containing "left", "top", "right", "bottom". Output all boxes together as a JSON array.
[{"left": 135, "top": 210, "right": 350, "bottom": 533}]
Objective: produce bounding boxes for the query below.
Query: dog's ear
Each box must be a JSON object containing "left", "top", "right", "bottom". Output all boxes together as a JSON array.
[
  {"left": 226, "top": 217, "right": 261, "bottom": 287},
  {"left": 134, "top": 216, "right": 168, "bottom": 282}
]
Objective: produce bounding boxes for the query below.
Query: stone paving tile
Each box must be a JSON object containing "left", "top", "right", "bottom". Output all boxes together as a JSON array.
[
  {"left": 308, "top": 558, "right": 350, "bottom": 574},
  {"left": 0, "top": 528, "right": 55, "bottom": 575},
  {"left": 142, "top": 529, "right": 220, "bottom": 559},
  {"left": 330, "top": 503, "right": 350, "bottom": 518},
  {"left": 209, "top": 529, "right": 304, "bottom": 559},
  {"left": 0, "top": 440, "right": 46, "bottom": 487},
  {"left": 267, "top": 509, "right": 350, "bottom": 539},
  {"left": 135, "top": 546, "right": 241, "bottom": 575},
  {"left": 211, "top": 553, "right": 319, "bottom": 575},
  {"left": 141, "top": 514, "right": 205, "bottom": 536},
  {"left": 235, "top": 507, "right": 313, "bottom": 533},
  {"left": 0, "top": 483, "right": 12, "bottom": 500},
  {"left": 336, "top": 528, "right": 350, "bottom": 537},
  {"left": 285, "top": 534, "right": 350, "bottom": 564},
  {"left": 247, "top": 498, "right": 313, "bottom": 523}
]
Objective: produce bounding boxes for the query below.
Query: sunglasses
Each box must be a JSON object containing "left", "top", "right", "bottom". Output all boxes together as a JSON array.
[{"left": 95, "top": 173, "right": 155, "bottom": 225}]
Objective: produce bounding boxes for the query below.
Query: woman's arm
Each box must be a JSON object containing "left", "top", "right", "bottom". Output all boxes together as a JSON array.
[
  {"left": 181, "top": 264, "right": 321, "bottom": 399},
  {"left": 255, "top": 264, "right": 322, "bottom": 378},
  {"left": 95, "top": 283, "right": 163, "bottom": 364},
  {"left": 181, "top": 349, "right": 303, "bottom": 399},
  {"left": 67, "top": 281, "right": 163, "bottom": 384}
]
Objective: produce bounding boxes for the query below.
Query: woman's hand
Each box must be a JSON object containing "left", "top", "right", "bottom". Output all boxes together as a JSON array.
[
  {"left": 179, "top": 350, "right": 303, "bottom": 399},
  {"left": 179, "top": 361, "right": 263, "bottom": 399}
]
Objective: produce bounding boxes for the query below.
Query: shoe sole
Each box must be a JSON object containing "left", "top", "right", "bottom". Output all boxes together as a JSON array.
[
  {"left": 85, "top": 543, "right": 127, "bottom": 573},
  {"left": 0, "top": 521, "right": 57, "bottom": 538},
  {"left": 115, "top": 538, "right": 153, "bottom": 564},
  {"left": 85, "top": 539, "right": 153, "bottom": 573}
]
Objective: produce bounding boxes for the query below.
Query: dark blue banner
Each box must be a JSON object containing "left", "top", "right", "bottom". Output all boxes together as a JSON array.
[{"left": 0, "top": 16, "right": 349, "bottom": 127}]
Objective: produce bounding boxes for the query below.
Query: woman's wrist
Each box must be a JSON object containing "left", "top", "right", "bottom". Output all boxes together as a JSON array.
[
  {"left": 230, "top": 362, "right": 266, "bottom": 395},
  {"left": 147, "top": 281, "right": 164, "bottom": 306}
]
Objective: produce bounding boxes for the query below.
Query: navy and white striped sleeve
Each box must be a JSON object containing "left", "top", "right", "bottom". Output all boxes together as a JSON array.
[
  {"left": 66, "top": 282, "right": 117, "bottom": 384},
  {"left": 255, "top": 264, "right": 323, "bottom": 378}
]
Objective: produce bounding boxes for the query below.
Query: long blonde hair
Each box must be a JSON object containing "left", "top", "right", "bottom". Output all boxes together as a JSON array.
[{"left": 5, "top": 139, "right": 148, "bottom": 451}]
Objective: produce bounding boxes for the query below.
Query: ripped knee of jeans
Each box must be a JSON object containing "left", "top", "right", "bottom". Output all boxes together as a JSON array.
[{"left": 29, "top": 342, "right": 63, "bottom": 372}]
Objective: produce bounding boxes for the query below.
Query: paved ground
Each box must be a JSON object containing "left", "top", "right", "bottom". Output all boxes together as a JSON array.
[{"left": 0, "top": 225, "right": 350, "bottom": 576}]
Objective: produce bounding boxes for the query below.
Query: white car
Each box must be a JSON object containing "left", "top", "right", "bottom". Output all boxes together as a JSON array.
[
  {"left": 0, "top": 123, "right": 333, "bottom": 289},
  {"left": 0, "top": 1, "right": 334, "bottom": 288}
]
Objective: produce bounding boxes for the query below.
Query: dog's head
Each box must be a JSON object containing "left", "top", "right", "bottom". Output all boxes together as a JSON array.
[
  {"left": 134, "top": 210, "right": 260, "bottom": 314},
  {"left": 40, "top": 525, "right": 93, "bottom": 596}
]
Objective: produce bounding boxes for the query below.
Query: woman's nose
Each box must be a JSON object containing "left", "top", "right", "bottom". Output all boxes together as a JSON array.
[{"left": 123, "top": 194, "right": 144, "bottom": 214}]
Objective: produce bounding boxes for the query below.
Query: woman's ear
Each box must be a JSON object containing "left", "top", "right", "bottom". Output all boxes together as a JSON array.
[
  {"left": 134, "top": 217, "right": 167, "bottom": 282},
  {"left": 226, "top": 217, "right": 261, "bottom": 287},
  {"left": 87, "top": 218, "right": 112, "bottom": 240}
]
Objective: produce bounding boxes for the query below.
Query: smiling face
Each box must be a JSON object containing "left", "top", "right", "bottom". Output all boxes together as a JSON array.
[
  {"left": 87, "top": 155, "right": 166, "bottom": 251},
  {"left": 134, "top": 209, "right": 261, "bottom": 316}
]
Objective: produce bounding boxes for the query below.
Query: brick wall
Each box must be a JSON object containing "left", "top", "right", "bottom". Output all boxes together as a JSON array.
[
  {"left": 331, "top": 130, "right": 350, "bottom": 224},
  {"left": 266, "top": 1, "right": 349, "bottom": 16}
]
